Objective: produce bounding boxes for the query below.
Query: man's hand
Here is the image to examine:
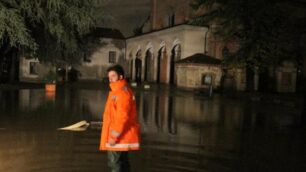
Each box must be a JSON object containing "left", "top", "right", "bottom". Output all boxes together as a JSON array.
[{"left": 108, "top": 139, "right": 116, "bottom": 146}]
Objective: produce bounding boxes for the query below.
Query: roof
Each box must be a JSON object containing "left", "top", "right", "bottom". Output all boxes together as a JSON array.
[
  {"left": 126, "top": 24, "right": 209, "bottom": 39},
  {"left": 90, "top": 27, "right": 125, "bottom": 39},
  {"left": 176, "top": 53, "right": 221, "bottom": 65}
]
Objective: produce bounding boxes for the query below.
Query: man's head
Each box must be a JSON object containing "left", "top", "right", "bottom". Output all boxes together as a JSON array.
[{"left": 107, "top": 65, "right": 125, "bottom": 83}]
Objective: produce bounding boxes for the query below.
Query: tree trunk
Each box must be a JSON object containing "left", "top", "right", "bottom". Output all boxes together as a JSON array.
[
  {"left": 246, "top": 66, "right": 255, "bottom": 91},
  {"left": 258, "top": 68, "right": 270, "bottom": 92},
  {"left": 301, "top": 75, "right": 306, "bottom": 127},
  {"left": 0, "top": 57, "right": 3, "bottom": 83},
  {"left": 65, "top": 64, "right": 69, "bottom": 82},
  {"left": 9, "top": 50, "right": 19, "bottom": 83}
]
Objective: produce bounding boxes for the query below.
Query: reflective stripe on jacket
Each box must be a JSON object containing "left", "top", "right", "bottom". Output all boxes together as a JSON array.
[{"left": 99, "top": 79, "right": 140, "bottom": 151}]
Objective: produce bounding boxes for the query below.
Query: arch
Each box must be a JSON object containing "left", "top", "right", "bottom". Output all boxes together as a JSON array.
[
  {"left": 128, "top": 52, "right": 133, "bottom": 79},
  {"left": 172, "top": 38, "right": 181, "bottom": 48},
  {"left": 145, "top": 42, "right": 153, "bottom": 53},
  {"left": 136, "top": 45, "right": 142, "bottom": 55},
  {"left": 144, "top": 49, "right": 153, "bottom": 82},
  {"left": 134, "top": 50, "right": 142, "bottom": 83},
  {"left": 156, "top": 46, "right": 165, "bottom": 83},
  {"left": 169, "top": 44, "right": 181, "bottom": 84},
  {"left": 129, "top": 59, "right": 133, "bottom": 79},
  {"left": 157, "top": 46, "right": 168, "bottom": 83},
  {"left": 160, "top": 41, "right": 166, "bottom": 49}
]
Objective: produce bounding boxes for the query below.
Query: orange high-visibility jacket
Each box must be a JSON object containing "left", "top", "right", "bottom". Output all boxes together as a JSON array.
[{"left": 99, "top": 79, "right": 140, "bottom": 151}]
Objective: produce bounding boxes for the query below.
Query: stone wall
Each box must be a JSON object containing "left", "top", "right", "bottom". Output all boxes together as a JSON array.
[{"left": 176, "top": 64, "right": 222, "bottom": 89}]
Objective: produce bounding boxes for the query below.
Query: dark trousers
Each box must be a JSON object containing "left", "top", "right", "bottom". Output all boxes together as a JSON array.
[{"left": 107, "top": 151, "right": 130, "bottom": 172}]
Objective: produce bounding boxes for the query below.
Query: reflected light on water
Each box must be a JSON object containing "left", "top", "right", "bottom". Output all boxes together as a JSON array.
[{"left": 45, "top": 91, "right": 56, "bottom": 102}]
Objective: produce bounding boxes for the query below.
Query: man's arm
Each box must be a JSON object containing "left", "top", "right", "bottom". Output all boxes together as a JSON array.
[{"left": 109, "top": 92, "right": 131, "bottom": 143}]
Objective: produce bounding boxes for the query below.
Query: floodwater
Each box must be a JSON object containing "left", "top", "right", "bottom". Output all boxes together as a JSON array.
[{"left": 0, "top": 85, "right": 305, "bottom": 172}]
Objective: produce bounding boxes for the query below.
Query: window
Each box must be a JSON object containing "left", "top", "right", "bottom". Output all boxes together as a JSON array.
[
  {"left": 222, "top": 46, "right": 229, "bottom": 59},
  {"left": 201, "top": 74, "right": 212, "bottom": 85},
  {"left": 29, "top": 62, "right": 38, "bottom": 75},
  {"left": 83, "top": 53, "right": 91, "bottom": 63},
  {"left": 109, "top": 51, "right": 116, "bottom": 63},
  {"left": 168, "top": 12, "right": 175, "bottom": 27}
]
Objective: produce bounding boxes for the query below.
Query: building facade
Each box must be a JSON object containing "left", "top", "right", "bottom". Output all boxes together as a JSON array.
[
  {"left": 19, "top": 28, "right": 125, "bottom": 83},
  {"left": 126, "top": 0, "right": 300, "bottom": 93},
  {"left": 126, "top": 25, "right": 210, "bottom": 84},
  {"left": 126, "top": 0, "right": 245, "bottom": 91},
  {"left": 18, "top": 0, "right": 303, "bottom": 93},
  {"left": 175, "top": 53, "right": 222, "bottom": 89},
  {"left": 75, "top": 28, "right": 125, "bottom": 81},
  {"left": 19, "top": 58, "right": 55, "bottom": 83}
]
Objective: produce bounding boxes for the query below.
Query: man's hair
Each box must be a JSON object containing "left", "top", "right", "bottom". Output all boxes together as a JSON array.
[{"left": 107, "top": 64, "right": 125, "bottom": 78}]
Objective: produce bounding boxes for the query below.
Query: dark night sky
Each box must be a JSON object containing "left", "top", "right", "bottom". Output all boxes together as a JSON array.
[{"left": 98, "top": 0, "right": 151, "bottom": 37}]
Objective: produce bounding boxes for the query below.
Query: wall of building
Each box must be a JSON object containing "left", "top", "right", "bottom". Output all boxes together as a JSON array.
[
  {"left": 176, "top": 64, "right": 222, "bottom": 89},
  {"left": 150, "top": 0, "right": 189, "bottom": 30},
  {"left": 76, "top": 38, "right": 125, "bottom": 81},
  {"left": 19, "top": 58, "right": 55, "bottom": 83},
  {"left": 19, "top": 38, "right": 126, "bottom": 82}
]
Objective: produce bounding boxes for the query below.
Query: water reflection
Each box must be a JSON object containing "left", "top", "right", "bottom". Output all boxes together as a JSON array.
[
  {"left": 0, "top": 86, "right": 305, "bottom": 172},
  {"left": 136, "top": 90, "right": 304, "bottom": 172}
]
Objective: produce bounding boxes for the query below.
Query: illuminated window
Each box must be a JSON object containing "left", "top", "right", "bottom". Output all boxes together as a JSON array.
[{"left": 201, "top": 74, "right": 212, "bottom": 85}]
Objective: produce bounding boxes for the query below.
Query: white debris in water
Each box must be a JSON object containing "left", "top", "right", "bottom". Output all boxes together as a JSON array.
[
  {"left": 58, "top": 120, "right": 89, "bottom": 131},
  {"left": 131, "top": 82, "right": 137, "bottom": 87},
  {"left": 144, "top": 85, "right": 150, "bottom": 89},
  {"left": 57, "top": 120, "right": 102, "bottom": 131}
]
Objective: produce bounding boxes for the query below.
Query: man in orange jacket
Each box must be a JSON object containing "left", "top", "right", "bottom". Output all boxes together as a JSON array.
[{"left": 100, "top": 65, "right": 140, "bottom": 172}]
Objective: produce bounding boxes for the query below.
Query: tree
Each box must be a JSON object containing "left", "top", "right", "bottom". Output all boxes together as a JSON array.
[
  {"left": 0, "top": 0, "right": 104, "bottom": 83},
  {"left": 190, "top": 0, "right": 299, "bottom": 91}
]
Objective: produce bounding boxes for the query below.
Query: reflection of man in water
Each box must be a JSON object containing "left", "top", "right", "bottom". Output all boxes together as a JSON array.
[{"left": 100, "top": 64, "right": 141, "bottom": 172}]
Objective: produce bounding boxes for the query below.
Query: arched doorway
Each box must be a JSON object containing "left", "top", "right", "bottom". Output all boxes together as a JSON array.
[
  {"left": 170, "top": 44, "right": 181, "bottom": 84},
  {"left": 144, "top": 49, "right": 153, "bottom": 82},
  {"left": 157, "top": 47, "right": 165, "bottom": 83},
  {"left": 128, "top": 53, "right": 133, "bottom": 79},
  {"left": 157, "top": 47, "right": 168, "bottom": 83},
  {"left": 129, "top": 59, "right": 133, "bottom": 80},
  {"left": 134, "top": 50, "right": 142, "bottom": 83}
]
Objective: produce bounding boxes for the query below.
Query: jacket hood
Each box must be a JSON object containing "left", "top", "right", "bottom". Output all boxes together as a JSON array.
[{"left": 109, "top": 79, "right": 127, "bottom": 92}]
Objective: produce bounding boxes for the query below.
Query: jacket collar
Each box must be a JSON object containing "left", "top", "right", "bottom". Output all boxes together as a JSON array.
[{"left": 109, "top": 79, "right": 127, "bottom": 92}]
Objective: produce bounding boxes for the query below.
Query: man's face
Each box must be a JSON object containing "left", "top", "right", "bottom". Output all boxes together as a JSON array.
[{"left": 108, "top": 71, "right": 123, "bottom": 83}]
